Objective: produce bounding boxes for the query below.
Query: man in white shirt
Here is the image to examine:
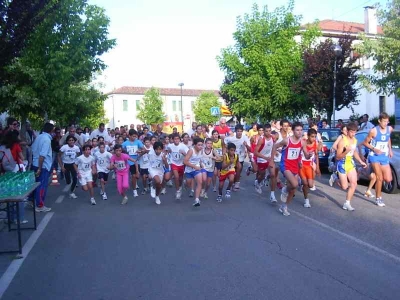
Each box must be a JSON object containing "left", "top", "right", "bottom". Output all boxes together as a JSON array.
[
  {"left": 59, "top": 125, "right": 84, "bottom": 148},
  {"left": 186, "top": 122, "right": 197, "bottom": 137},
  {"left": 359, "top": 114, "right": 375, "bottom": 131},
  {"left": 90, "top": 122, "right": 111, "bottom": 143},
  {"left": 225, "top": 124, "right": 251, "bottom": 191}
]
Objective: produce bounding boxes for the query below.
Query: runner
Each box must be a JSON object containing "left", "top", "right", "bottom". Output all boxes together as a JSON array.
[
  {"left": 201, "top": 138, "right": 218, "bottom": 199},
  {"left": 138, "top": 137, "right": 152, "bottom": 195},
  {"left": 110, "top": 144, "right": 139, "bottom": 205},
  {"left": 184, "top": 137, "right": 204, "bottom": 207},
  {"left": 74, "top": 145, "right": 97, "bottom": 205},
  {"left": 254, "top": 124, "right": 275, "bottom": 202},
  {"left": 328, "top": 125, "right": 348, "bottom": 186},
  {"left": 58, "top": 135, "right": 80, "bottom": 199},
  {"left": 94, "top": 142, "right": 112, "bottom": 200},
  {"left": 217, "top": 143, "right": 239, "bottom": 202},
  {"left": 246, "top": 124, "right": 263, "bottom": 176},
  {"left": 122, "top": 129, "right": 144, "bottom": 198},
  {"left": 167, "top": 133, "right": 189, "bottom": 200},
  {"left": 270, "top": 122, "right": 305, "bottom": 216},
  {"left": 211, "top": 129, "right": 225, "bottom": 192},
  {"left": 271, "top": 119, "right": 290, "bottom": 192},
  {"left": 362, "top": 112, "right": 393, "bottom": 207},
  {"left": 300, "top": 128, "right": 321, "bottom": 208},
  {"left": 336, "top": 122, "right": 367, "bottom": 211},
  {"left": 148, "top": 141, "right": 169, "bottom": 205},
  {"left": 224, "top": 124, "right": 251, "bottom": 191}
]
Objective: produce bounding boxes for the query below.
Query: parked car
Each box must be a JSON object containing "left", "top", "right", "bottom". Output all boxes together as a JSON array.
[
  {"left": 356, "top": 130, "right": 400, "bottom": 194},
  {"left": 317, "top": 128, "right": 341, "bottom": 168}
]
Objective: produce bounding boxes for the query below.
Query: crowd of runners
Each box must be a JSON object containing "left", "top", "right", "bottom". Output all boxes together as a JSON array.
[{"left": 0, "top": 112, "right": 394, "bottom": 218}]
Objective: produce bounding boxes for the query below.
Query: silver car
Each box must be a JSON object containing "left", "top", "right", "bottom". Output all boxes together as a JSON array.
[{"left": 356, "top": 130, "right": 400, "bottom": 194}]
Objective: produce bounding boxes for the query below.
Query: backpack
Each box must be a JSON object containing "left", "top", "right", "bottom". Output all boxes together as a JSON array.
[{"left": 0, "top": 145, "right": 17, "bottom": 172}]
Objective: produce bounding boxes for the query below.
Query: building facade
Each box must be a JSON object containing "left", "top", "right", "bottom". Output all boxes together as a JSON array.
[
  {"left": 105, "top": 87, "right": 225, "bottom": 132},
  {"left": 301, "top": 6, "right": 396, "bottom": 121}
]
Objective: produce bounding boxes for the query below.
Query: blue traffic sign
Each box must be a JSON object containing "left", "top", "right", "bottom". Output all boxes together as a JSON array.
[{"left": 210, "top": 107, "right": 220, "bottom": 116}]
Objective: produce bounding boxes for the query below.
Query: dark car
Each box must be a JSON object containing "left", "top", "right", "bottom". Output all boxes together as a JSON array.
[
  {"left": 356, "top": 130, "right": 400, "bottom": 194},
  {"left": 318, "top": 128, "right": 341, "bottom": 168}
]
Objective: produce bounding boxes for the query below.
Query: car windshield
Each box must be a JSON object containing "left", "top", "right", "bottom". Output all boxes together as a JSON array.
[
  {"left": 391, "top": 132, "right": 400, "bottom": 149},
  {"left": 319, "top": 130, "right": 340, "bottom": 142}
]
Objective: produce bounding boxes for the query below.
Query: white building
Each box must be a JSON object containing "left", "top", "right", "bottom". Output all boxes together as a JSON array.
[
  {"left": 104, "top": 86, "right": 226, "bottom": 132},
  {"left": 301, "top": 6, "right": 396, "bottom": 121}
]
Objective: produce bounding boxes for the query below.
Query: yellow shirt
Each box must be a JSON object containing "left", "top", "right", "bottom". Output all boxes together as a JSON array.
[
  {"left": 220, "top": 153, "right": 238, "bottom": 175},
  {"left": 247, "top": 129, "right": 258, "bottom": 138}
]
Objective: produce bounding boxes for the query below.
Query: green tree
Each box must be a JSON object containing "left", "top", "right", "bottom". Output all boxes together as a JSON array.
[
  {"left": 217, "top": 1, "right": 319, "bottom": 120},
  {"left": 0, "top": 0, "right": 115, "bottom": 127},
  {"left": 358, "top": 1, "right": 400, "bottom": 96},
  {"left": 137, "top": 87, "right": 165, "bottom": 125},
  {"left": 193, "top": 92, "right": 220, "bottom": 124},
  {"left": 296, "top": 35, "right": 360, "bottom": 124}
]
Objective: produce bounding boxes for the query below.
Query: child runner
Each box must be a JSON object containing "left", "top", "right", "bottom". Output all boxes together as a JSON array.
[
  {"left": 183, "top": 137, "right": 204, "bottom": 206},
  {"left": 138, "top": 137, "right": 152, "bottom": 195},
  {"left": 122, "top": 129, "right": 143, "bottom": 198},
  {"left": 246, "top": 124, "right": 263, "bottom": 176},
  {"left": 211, "top": 129, "right": 225, "bottom": 192},
  {"left": 362, "top": 112, "right": 393, "bottom": 207},
  {"left": 95, "top": 142, "right": 112, "bottom": 200},
  {"left": 148, "top": 141, "right": 169, "bottom": 205},
  {"left": 58, "top": 135, "right": 80, "bottom": 199},
  {"left": 201, "top": 138, "right": 218, "bottom": 199},
  {"left": 74, "top": 145, "right": 97, "bottom": 205},
  {"left": 167, "top": 133, "right": 188, "bottom": 200},
  {"left": 270, "top": 122, "right": 305, "bottom": 216},
  {"left": 300, "top": 128, "right": 321, "bottom": 208},
  {"left": 217, "top": 143, "right": 239, "bottom": 202},
  {"left": 110, "top": 144, "right": 138, "bottom": 205},
  {"left": 254, "top": 123, "right": 275, "bottom": 202},
  {"left": 336, "top": 122, "right": 367, "bottom": 211}
]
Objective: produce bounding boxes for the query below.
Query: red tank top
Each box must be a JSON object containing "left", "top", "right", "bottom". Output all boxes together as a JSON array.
[
  {"left": 282, "top": 137, "right": 302, "bottom": 173},
  {"left": 301, "top": 141, "right": 317, "bottom": 166}
]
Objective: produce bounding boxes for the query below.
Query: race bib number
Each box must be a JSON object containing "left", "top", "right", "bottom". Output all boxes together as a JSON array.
[
  {"left": 98, "top": 159, "right": 105, "bottom": 166},
  {"left": 151, "top": 160, "right": 162, "bottom": 169},
  {"left": 116, "top": 161, "right": 126, "bottom": 170},
  {"left": 172, "top": 152, "right": 182, "bottom": 161},
  {"left": 83, "top": 163, "right": 90, "bottom": 171},
  {"left": 126, "top": 146, "right": 138, "bottom": 156},
  {"left": 287, "top": 148, "right": 300, "bottom": 160},
  {"left": 375, "top": 141, "right": 389, "bottom": 155},
  {"left": 142, "top": 154, "right": 149, "bottom": 163},
  {"left": 215, "top": 148, "right": 222, "bottom": 156},
  {"left": 67, "top": 151, "right": 76, "bottom": 159},
  {"left": 203, "top": 158, "right": 212, "bottom": 167}
]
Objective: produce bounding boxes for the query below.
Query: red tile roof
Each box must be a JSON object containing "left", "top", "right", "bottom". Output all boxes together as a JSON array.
[
  {"left": 109, "top": 86, "right": 220, "bottom": 97},
  {"left": 316, "top": 20, "right": 383, "bottom": 35}
]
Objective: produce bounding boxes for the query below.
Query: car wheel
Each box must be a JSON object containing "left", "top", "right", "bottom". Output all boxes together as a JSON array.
[{"left": 382, "top": 168, "right": 400, "bottom": 194}]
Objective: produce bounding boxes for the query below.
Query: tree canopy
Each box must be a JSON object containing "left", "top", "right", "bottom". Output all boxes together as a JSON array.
[
  {"left": 137, "top": 87, "right": 165, "bottom": 125},
  {"left": 217, "top": 1, "right": 320, "bottom": 120},
  {"left": 193, "top": 92, "right": 220, "bottom": 124}
]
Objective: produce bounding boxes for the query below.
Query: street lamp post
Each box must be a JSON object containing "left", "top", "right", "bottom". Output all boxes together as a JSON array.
[
  {"left": 332, "top": 44, "right": 342, "bottom": 128},
  {"left": 178, "top": 82, "right": 184, "bottom": 133}
]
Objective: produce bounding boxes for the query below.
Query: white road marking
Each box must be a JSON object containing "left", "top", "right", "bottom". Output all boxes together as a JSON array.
[
  {"left": 291, "top": 209, "right": 400, "bottom": 264},
  {"left": 0, "top": 212, "right": 54, "bottom": 299},
  {"left": 62, "top": 185, "right": 69, "bottom": 193},
  {"left": 55, "top": 195, "right": 65, "bottom": 204}
]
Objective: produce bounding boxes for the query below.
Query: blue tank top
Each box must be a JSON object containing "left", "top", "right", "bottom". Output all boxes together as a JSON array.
[{"left": 370, "top": 126, "right": 390, "bottom": 157}]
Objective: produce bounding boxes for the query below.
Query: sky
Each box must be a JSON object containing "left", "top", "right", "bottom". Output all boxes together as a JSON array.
[{"left": 89, "top": 0, "right": 388, "bottom": 93}]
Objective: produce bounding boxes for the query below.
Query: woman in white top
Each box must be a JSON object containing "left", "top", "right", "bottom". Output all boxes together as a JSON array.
[{"left": 58, "top": 135, "right": 81, "bottom": 198}]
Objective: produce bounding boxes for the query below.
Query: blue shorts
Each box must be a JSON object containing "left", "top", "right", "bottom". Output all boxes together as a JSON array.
[
  {"left": 185, "top": 170, "right": 202, "bottom": 179},
  {"left": 201, "top": 169, "right": 214, "bottom": 178},
  {"left": 163, "top": 166, "right": 171, "bottom": 173},
  {"left": 215, "top": 161, "right": 222, "bottom": 170},
  {"left": 368, "top": 155, "right": 389, "bottom": 166},
  {"left": 337, "top": 159, "right": 355, "bottom": 174}
]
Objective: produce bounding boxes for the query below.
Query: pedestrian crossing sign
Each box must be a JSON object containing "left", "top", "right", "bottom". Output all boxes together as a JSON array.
[{"left": 210, "top": 107, "right": 220, "bottom": 116}]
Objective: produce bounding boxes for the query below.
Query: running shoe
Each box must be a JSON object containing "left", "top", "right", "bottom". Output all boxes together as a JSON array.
[
  {"left": 246, "top": 166, "right": 252, "bottom": 176},
  {"left": 150, "top": 186, "right": 156, "bottom": 198},
  {"left": 155, "top": 196, "right": 161, "bottom": 205},
  {"left": 133, "top": 190, "right": 138, "bottom": 197},
  {"left": 102, "top": 193, "right": 108, "bottom": 200},
  {"left": 193, "top": 198, "right": 200, "bottom": 207},
  {"left": 216, "top": 195, "right": 223, "bottom": 202},
  {"left": 189, "top": 190, "right": 194, "bottom": 197},
  {"left": 342, "top": 201, "right": 355, "bottom": 211},
  {"left": 213, "top": 186, "right": 217, "bottom": 192},
  {"left": 270, "top": 193, "right": 277, "bottom": 203},
  {"left": 255, "top": 183, "right": 262, "bottom": 194},
  {"left": 279, "top": 204, "right": 290, "bottom": 216},
  {"left": 35, "top": 206, "right": 52, "bottom": 213},
  {"left": 280, "top": 187, "right": 288, "bottom": 203},
  {"left": 310, "top": 185, "right": 316, "bottom": 191},
  {"left": 329, "top": 173, "right": 337, "bottom": 187},
  {"left": 161, "top": 188, "right": 167, "bottom": 195},
  {"left": 364, "top": 190, "right": 375, "bottom": 198},
  {"left": 200, "top": 189, "right": 205, "bottom": 198},
  {"left": 375, "top": 198, "right": 386, "bottom": 207},
  {"left": 303, "top": 198, "right": 311, "bottom": 208},
  {"left": 121, "top": 196, "right": 128, "bottom": 205},
  {"left": 69, "top": 193, "right": 78, "bottom": 199},
  {"left": 90, "top": 198, "right": 96, "bottom": 205},
  {"left": 225, "top": 189, "right": 231, "bottom": 199},
  {"left": 176, "top": 189, "right": 182, "bottom": 200}
]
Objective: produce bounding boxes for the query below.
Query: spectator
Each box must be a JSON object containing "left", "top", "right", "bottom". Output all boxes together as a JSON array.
[
  {"left": 31, "top": 122, "right": 55, "bottom": 212},
  {"left": 321, "top": 119, "right": 330, "bottom": 129},
  {"left": 247, "top": 123, "right": 258, "bottom": 138},
  {"left": 359, "top": 114, "right": 374, "bottom": 131},
  {"left": 59, "top": 125, "right": 84, "bottom": 148},
  {"left": 52, "top": 127, "right": 63, "bottom": 173},
  {"left": 90, "top": 122, "right": 111, "bottom": 142},
  {"left": 187, "top": 122, "right": 197, "bottom": 137},
  {"left": 316, "top": 115, "right": 323, "bottom": 128},
  {"left": 335, "top": 119, "right": 344, "bottom": 128},
  {"left": 136, "top": 124, "right": 143, "bottom": 136},
  {"left": 82, "top": 127, "right": 91, "bottom": 143},
  {"left": 214, "top": 117, "right": 232, "bottom": 138},
  {"left": 153, "top": 124, "right": 167, "bottom": 140}
]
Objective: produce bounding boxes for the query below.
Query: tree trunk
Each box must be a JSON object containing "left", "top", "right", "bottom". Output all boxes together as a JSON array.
[{"left": 327, "top": 111, "right": 333, "bottom": 127}]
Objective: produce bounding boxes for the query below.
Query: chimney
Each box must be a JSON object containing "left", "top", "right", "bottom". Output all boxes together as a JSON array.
[{"left": 364, "top": 6, "right": 377, "bottom": 34}]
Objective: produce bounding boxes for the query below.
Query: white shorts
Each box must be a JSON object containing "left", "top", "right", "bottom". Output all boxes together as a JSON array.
[
  {"left": 148, "top": 168, "right": 164, "bottom": 180},
  {"left": 79, "top": 172, "right": 93, "bottom": 186}
]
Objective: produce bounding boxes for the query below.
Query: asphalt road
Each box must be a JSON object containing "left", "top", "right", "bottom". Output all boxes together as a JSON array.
[{"left": 1, "top": 170, "right": 400, "bottom": 300}]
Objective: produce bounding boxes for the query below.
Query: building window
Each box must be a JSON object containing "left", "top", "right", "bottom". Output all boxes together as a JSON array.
[
  {"left": 136, "top": 100, "right": 141, "bottom": 111},
  {"left": 379, "top": 96, "right": 386, "bottom": 114},
  {"left": 173, "top": 100, "right": 177, "bottom": 112},
  {"left": 123, "top": 100, "right": 128, "bottom": 112}
]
